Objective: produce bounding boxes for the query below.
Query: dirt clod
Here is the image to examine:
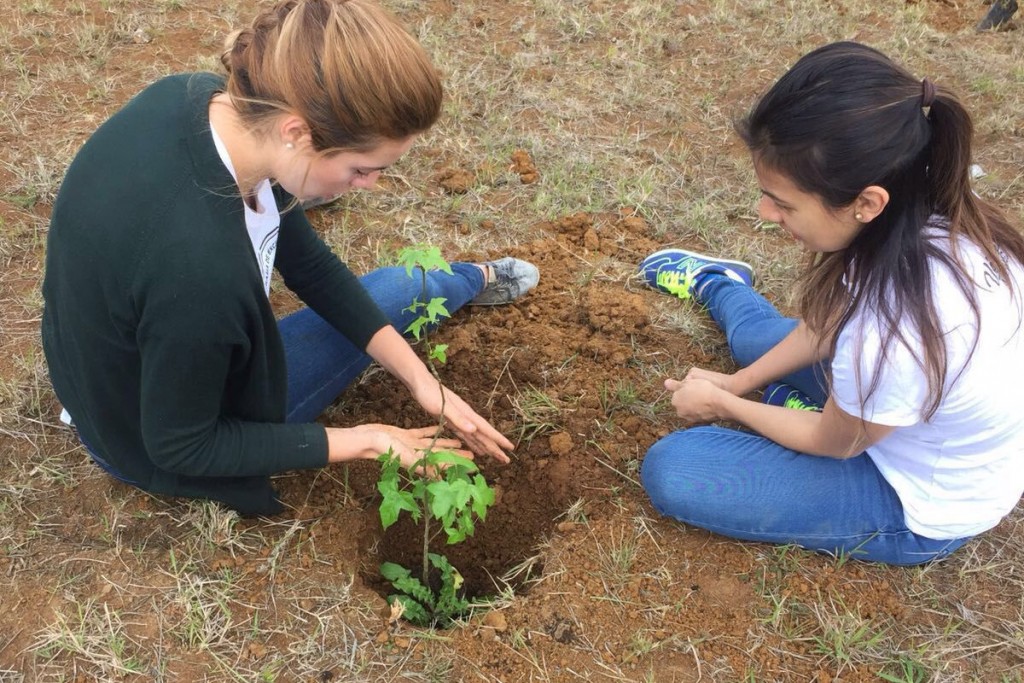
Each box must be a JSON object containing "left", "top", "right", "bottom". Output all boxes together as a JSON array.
[
  {"left": 511, "top": 149, "right": 539, "bottom": 184},
  {"left": 482, "top": 610, "right": 507, "bottom": 631},
  {"left": 435, "top": 167, "right": 476, "bottom": 193},
  {"left": 548, "top": 431, "right": 574, "bottom": 456}
]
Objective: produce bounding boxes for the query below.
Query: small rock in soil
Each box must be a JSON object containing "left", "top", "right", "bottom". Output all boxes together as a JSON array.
[
  {"left": 549, "top": 431, "right": 573, "bottom": 456},
  {"left": 483, "top": 610, "right": 508, "bottom": 632}
]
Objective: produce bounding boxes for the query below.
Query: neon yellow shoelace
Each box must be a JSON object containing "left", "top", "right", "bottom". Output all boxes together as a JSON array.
[
  {"left": 783, "top": 394, "right": 819, "bottom": 411},
  {"left": 655, "top": 266, "right": 698, "bottom": 300}
]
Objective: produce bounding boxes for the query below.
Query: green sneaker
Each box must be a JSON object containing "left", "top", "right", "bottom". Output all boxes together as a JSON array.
[
  {"left": 762, "top": 382, "right": 822, "bottom": 412},
  {"left": 638, "top": 248, "right": 754, "bottom": 301}
]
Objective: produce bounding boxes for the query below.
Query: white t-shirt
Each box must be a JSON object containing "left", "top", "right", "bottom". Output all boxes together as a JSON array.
[
  {"left": 832, "top": 227, "right": 1024, "bottom": 539},
  {"left": 209, "top": 126, "right": 280, "bottom": 296}
]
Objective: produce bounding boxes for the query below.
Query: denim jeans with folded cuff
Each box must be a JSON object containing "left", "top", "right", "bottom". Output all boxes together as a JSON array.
[
  {"left": 640, "top": 275, "right": 970, "bottom": 566},
  {"left": 280, "top": 263, "right": 484, "bottom": 423}
]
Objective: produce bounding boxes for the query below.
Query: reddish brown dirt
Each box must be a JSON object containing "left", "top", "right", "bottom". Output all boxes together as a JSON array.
[
  {"left": 918, "top": 0, "right": 988, "bottom": 33},
  {"left": 278, "top": 211, "right": 677, "bottom": 597},
  {"left": 2, "top": 0, "right": 1022, "bottom": 680}
]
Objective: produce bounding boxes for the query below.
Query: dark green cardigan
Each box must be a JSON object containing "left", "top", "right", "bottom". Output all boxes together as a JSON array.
[{"left": 42, "top": 73, "right": 390, "bottom": 515}]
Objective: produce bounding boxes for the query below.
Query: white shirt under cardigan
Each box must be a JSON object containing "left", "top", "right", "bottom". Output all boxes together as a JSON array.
[
  {"left": 209, "top": 125, "right": 280, "bottom": 297},
  {"left": 832, "top": 224, "right": 1024, "bottom": 540}
]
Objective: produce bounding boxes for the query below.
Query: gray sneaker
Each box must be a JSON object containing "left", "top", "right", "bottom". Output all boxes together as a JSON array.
[
  {"left": 469, "top": 257, "right": 540, "bottom": 305},
  {"left": 977, "top": 0, "right": 1017, "bottom": 30}
]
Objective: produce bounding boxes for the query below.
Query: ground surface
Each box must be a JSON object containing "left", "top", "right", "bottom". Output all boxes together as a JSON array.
[{"left": 1, "top": 0, "right": 1023, "bottom": 681}]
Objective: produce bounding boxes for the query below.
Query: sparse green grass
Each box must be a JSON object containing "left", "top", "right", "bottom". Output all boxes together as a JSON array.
[
  {"left": 165, "top": 558, "right": 241, "bottom": 651},
  {"left": 810, "top": 600, "right": 889, "bottom": 675},
  {"left": 5, "top": 347, "right": 49, "bottom": 423},
  {"left": 598, "top": 378, "right": 643, "bottom": 416},
  {"left": 177, "top": 499, "right": 256, "bottom": 555},
  {"left": 2, "top": 152, "right": 69, "bottom": 209},
  {"left": 1, "top": 0, "right": 1022, "bottom": 680},
  {"left": 510, "top": 385, "right": 562, "bottom": 443},
  {"left": 878, "top": 655, "right": 931, "bottom": 683},
  {"left": 592, "top": 523, "right": 640, "bottom": 589},
  {"left": 33, "top": 599, "right": 149, "bottom": 677},
  {"left": 560, "top": 497, "right": 588, "bottom": 525},
  {"left": 646, "top": 296, "right": 730, "bottom": 360}
]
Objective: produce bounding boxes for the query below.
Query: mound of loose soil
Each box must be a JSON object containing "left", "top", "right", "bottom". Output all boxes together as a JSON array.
[{"left": 278, "top": 211, "right": 684, "bottom": 596}]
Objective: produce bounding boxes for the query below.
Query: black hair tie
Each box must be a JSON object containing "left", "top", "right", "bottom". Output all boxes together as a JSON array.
[{"left": 921, "top": 78, "right": 936, "bottom": 109}]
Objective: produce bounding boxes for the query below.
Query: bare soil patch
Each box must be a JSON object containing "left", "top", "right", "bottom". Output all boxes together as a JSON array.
[{"left": 285, "top": 212, "right": 671, "bottom": 597}]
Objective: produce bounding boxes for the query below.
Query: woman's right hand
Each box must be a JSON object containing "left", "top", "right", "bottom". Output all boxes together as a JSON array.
[
  {"left": 326, "top": 424, "right": 473, "bottom": 469},
  {"left": 664, "top": 376, "right": 727, "bottom": 425},
  {"left": 684, "top": 366, "right": 745, "bottom": 396}
]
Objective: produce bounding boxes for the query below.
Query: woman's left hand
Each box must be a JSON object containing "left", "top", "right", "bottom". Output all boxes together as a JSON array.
[
  {"left": 364, "top": 326, "right": 513, "bottom": 463},
  {"left": 412, "top": 379, "right": 513, "bottom": 463},
  {"left": 665, "top": 376, "right": 723, "bottom": 426}
]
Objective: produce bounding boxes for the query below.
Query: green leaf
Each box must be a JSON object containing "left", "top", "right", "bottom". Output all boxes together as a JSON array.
[
  {"left": 424, "top": 297, "right": 450, "bottom": 322},
  {"left": 428, "top": 554, "right": 469, "bottom": 623},
  {"left": 381, "top": 563, "right": 436, "bottom": 609},
  {"left": 459, "top": 512, "right": 477, "bottom": 539},
  {"left": 382, "top": 561, "right": 438, "bottom": 626},
  {"left": 444, "top": 524, "right": 469, "bottom": 544},
  {"left": 405, "top": 314, "right": 431, "bottom": 341},
  {"left": 426, "top": 480, "right": 459, "bottom": 519},
  {"left": 409, "top": 471, "right": 428, "bottom": 493},
  {"left": 389, "top": 595, "right": 432, "bottom": 626},
  {"left": 397, "top": 245, "right": 454, "bottom": 276},
  {"left": 429, "top": 343, "right": 448, "bottom": 364},
  {"left": 394, "top": 578, "right": 435, "bottom": 609},
  {"left": 429, "top": 479, "right": 475, "bottom": 519},
  {"left": 377, "top": 494, "right": 401, "bottom": 529},
  {"left": 376, "top": 452, "right": 405, "bottom": 529},
  {"left": 427, "top": 553, "right": 449, "bottom": 572},
  {"left": 377, "top": 448, "right": 401, "bottom": 473},
  {"left": 428, "top": 451, "right": 478, "bottom": 473},
  {"left": 380, "top": 562, "right": 412, "bottom": 582},
  {"left": 471, "top": 474, "right": 496, "bottom": 520},
  {"left": 396, "top": 249, "right": 423, "bottom": 277},
  {"left": 398, "top": 245, "right": 453, "bottom": 273},
  {"left": 378, "top": 484, "right": 419, "bottom": 529},
  {"left": 451, "top": 479, "right": 474, "bottom": 510},
  {"left": 404, "top": 298, "right": 448, "bottom": 340}
]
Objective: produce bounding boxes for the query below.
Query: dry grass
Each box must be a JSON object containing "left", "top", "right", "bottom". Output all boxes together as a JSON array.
[{"left": 0, "top": 0, "right": 1022, "bottom": 680}]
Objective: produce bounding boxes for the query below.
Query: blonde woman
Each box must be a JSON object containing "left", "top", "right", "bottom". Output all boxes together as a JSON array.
[{"left": 42, "top": 0, "right": 538, "bottom": 515}]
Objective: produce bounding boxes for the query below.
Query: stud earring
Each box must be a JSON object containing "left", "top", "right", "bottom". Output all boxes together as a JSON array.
[
  {"left": 285, "top": 142, "right": 294, "bottom": 150},
  {"left": 855, "top": 212, "right": 864, "bottom": 222}
]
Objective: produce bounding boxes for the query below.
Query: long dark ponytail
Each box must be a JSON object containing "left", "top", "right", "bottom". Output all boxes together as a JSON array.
[{"left": 737, "top": 41, "right": 1024, "bottom": 418}]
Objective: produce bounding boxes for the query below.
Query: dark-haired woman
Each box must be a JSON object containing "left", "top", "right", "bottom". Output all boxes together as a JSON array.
[
  {"left": 637, "top": 42, "right": 1024, "bottom": 565},
  {"left": 42, "top": 0, "right": 538, "bottom": 516}
]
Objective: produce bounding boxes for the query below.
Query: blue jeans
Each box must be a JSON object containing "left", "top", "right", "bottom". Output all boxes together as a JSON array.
[
  {"left": 640, "top": 276, "right": 970, "bottom": 565},
  {"left": 280, "top": 263, "right": 484, "bottom": 423}
]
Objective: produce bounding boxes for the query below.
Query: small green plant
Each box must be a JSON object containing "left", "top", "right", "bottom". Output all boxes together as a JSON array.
[
  {"left": 380, "top": 553, "right": 470, "bottom": 628},
  {"left": 878, "top": 656, "right": 930, "bottom": 683},
  {"left": 376, "top": 245, "right": 496, "bottom": 626},
  {"left": 377, "top": 445, "right": 494, "bottom": 546}
]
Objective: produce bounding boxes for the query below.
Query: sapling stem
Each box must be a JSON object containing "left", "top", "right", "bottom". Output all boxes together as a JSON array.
[
  {"left": 414, "top": 264, "right": 445, "bottom": 585},
  {"left": 377, "top": 246, "right": 495, "bottom": 625}
]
